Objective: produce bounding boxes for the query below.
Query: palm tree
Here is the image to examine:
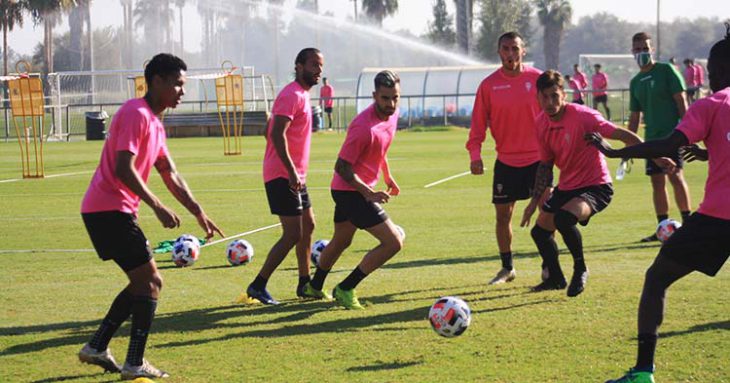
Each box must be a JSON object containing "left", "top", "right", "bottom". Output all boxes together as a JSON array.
[
  {"left": 27, "top": 0, "right": 74, "bottom": 74},
  {"left": 535, "top": 0, "right": 572, "bottom": 70},
  {"left": 1, "top": 0, "right": 26, "bottom": 76},
  {"left": 361, "top": 0, "right": 397, "bottom": 27},
  {"left": 173, "top": 0, "right": 185, "bottom": 54}
]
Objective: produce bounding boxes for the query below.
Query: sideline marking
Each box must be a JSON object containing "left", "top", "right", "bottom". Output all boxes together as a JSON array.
[
  {"left": 202, "top": 223, "right": 282, "bottom": 248},
  {"left": 0, "top": 171, "right": 92, "bottom": 184},
  {"left": 424, "top": 171, "right": 471, "bottom": 188}
]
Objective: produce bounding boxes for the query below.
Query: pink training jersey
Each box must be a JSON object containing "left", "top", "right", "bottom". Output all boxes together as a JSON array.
[
  {"left": 676, "top": 87, "right": 730, "bottom": 220},
  {"left": 574, "top": 71, "right": 588, "bottom": 89},
  {"left": 592, "top": 72, "right": 609, "bottom": 96},
  {"left": 331, "top": 103, "right": 398, "bottom": 191},
  {"left": 467, "top": 66, "right": 542, "bottom": 167},
  {"left": 684, "top": 66, "right": 697, "bottom": 87},
  {"left": 693, "top": 63, "right": 705, "bottom": 86},
  {"left": 569, "top": 79, "right": 583, "bottom": 102},
  {"left": 81, "top": 98, "right": 169, "bottom": 215},
  {"left": 263, "top": 81, "right": 312, "bottom": 183},
  {"left": 536, "top": 103, "right": 616, "bottom": 190},
  {"left": 320, "top": 84, "right": 334, "bottom": 108}
]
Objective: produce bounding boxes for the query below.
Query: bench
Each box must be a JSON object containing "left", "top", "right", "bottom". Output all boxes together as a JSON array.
[{"left": 163, "top": 111, "right": 269, "bottom": 138}]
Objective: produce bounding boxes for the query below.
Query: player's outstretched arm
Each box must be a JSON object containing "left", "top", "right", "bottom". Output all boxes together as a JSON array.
[
  {"left": 155, "top": 155, "right": 224, "bottom": 239},
  {"left": 116, "top": 150, "right": 180, "bottom": 229},
  {"left": 585, "top": 130, "right": 689, "bottom": 160},
  {"left": 520, "top": 161, "right": 553, "bottom": 227},
  {"left": 335, "top": 157, "right": 389, "bottom": 204}
]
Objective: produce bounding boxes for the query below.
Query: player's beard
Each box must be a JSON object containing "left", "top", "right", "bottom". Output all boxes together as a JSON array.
[
  {"left": 302, "top": 71, "right": 319, "bottom": 87},
  {"left": 375, "top": 103, "right": 395, "bottom": 117}
]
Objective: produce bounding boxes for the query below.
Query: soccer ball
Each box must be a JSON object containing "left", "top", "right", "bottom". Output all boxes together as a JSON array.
[
  {"left": 227, "top": 239, "right": 254, "bottom": 266},
  {"left": 311, "top": 239, "right": 329, "bottom": 267},
  {"left": 656, "top": 219, "right": 682, "bottom": 243},
  {"left": 394, "top": 224, "right": 406, "bottom": 240},
  {"left": 428, "top": 296, "right": 471, "bottom": 338},
  {"left": 172, "top": 234, "right": 200, "bottom": 267}
]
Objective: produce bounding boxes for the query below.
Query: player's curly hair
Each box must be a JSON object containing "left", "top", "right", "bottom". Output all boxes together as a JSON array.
[{"left": 144, "top": 53, "right": 187, "bottom": 85}]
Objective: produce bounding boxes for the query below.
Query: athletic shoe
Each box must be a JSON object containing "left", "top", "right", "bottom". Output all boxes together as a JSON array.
[
  {"left": 299, "top": 282, "right": 332, "bottom": 300},
  {"left": 605, "top": 368, "right": 655, "bottom": 383},
  {"left": 120, "top": 359, "right": 170, "bottom": 380},
  {"left": 78, "top": 344, "right": 121, "bottom": 373},
  {"left": 332, "top": 285, "right": 364, "bottom": 310},
  {"left": 244, "top": 284, "right": 279, "bottom": 305},
  {"left": 531, "top": 278, "right": 567, "bottom": 292},
  {"left": 640, "top": 233, "right": 659, "bottom": 242},
  {"left": 488, "top": 267, "right": 516, "bottom": 285},
  {"left": 567, "top": 269, "right": 589, "bottom": 297}
]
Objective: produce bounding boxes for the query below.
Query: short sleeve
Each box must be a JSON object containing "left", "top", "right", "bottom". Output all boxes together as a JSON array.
[
  {"left": 676, "top": 101, "right": 710, "bottom": 144},
  {"left": 667, "top": 64, "right": 686, "bottom": 94},
  {"left": 584, "top": 107, "right": 617, "bottom": 137},
  {"left": 338, "top": 123, "right": 370, "bottom": 164},
  {"left": 271, "top": 90, "right": 299, "bottom": 120},
  {"left": 114, "top": 108, "right": 146, "bottom": 155}
]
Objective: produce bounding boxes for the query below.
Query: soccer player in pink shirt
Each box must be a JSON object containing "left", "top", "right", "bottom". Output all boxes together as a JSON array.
[
  {"left": 78, "top": 54, "right": 223, "bottom": 380},
  {"left": 592, "top": 29, "right": 730, "bottom": 383},
  {"left": 573, "top": 63, "right": 588, "bottom": 89},
  {"left": 466, "top": 31, "right": 543, "bottom": 285},
  {"left": 592, "top": 63, "right": 611, "bottom": 120},
  {"left": 565, "top": 74, "right": 584, "bottom": 104},
  {"left": 242, "top": 48, "right": 323, "bottom": 305},
  {"left": 303, "top": 70, "right": 402, "bottom": 310},
  {"left": 320, "top": 77, "right": 335, "bottom": 130},
  {"left": 520, "top": 70, "right": 644, "bottom": 297},
  {"left": 683, "top": 58, "right": 699, "bottom": 102}
]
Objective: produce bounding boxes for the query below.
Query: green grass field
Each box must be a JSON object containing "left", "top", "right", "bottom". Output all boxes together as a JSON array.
[{"left": 1, "top": 129, "right": 728, "bottom": 383}]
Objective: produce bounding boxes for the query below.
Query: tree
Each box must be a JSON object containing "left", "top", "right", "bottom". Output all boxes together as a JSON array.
[
  {"left": 1, "top": 0, "right": 26, "bottom": 76},
  {"left": 535, "top": 0, "right": 572, "bottom": 70},
  {"left": 427, "top": 0, "right": 455, "bottom": 48},
  {"left": 475, "top": 0, "right": 532, "bottom": 62},
  {"left": 173, "top": 0, "right": 185, "bottom": 54},
  {"left": 134, "top": 0, "right": 173, "bottom": 58},
  {"left": 361, "top": 0, "right": 397, "bottom": 27}
]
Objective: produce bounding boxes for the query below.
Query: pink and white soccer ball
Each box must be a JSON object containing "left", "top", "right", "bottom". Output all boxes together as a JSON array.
[
  {"left": 172, "top": 234, "right": 200, "bottom": 267},
  {"left": 227, "top": 239, "right": 254, "bottom": 266},
  {"left": 428, "top": 296, "right": 471, "bottom": 338},
  {"left": 311, "top": 239, "right": 329, "bottom": 267},
  {"left": 656, "top": 219, "right": 682, "bottom": 243}
]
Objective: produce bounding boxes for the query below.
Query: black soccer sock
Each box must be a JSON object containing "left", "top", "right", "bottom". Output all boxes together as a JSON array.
[
  {"left": 635, "top": 333, "right": 658, "bottom": 371},
  {"left": 89, "top": 289, "right": 133, "bottom": 351},
  {"left": 531, "top": 225, "right": 564, "bottom": 281},
  {"left": 339, "top": 266, "right": 367, "bottom": 291},
  {"left": 656, "top": 214, "right": 669, "bottom": 224},
  {"left": 126, "top": 296, "right": 158, "bottom": 367},
  {"left": 250, "top": 274, "right": 268, "bottom": 290},
  {"left": 499, "top": 252, "right": 513, "bottom": 270},
  {"left": 310, "top": 266, "right": 330, "bottom": 291},
  {"left": 298, "top": 275, "right": 311, "bottom": 290},
  {"left": 554, "top": 210, "right": 586, "bottom": 272},
  {"left": 680, "top": 210, "right": 691, "bottom": 222}
]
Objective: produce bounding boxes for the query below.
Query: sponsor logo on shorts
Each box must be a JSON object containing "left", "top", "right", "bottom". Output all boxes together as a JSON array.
[{"left": 496, "top": 184, "right": 503, "bottom": 194}]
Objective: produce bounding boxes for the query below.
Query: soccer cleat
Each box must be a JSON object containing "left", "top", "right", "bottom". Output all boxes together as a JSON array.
[
  {"left": 243, "top": 284, "right": 279, "bottom": 305},
  {"left": 488, "top": 267, "right": 517, "bottom": 285},
  {"left": 640, "top": 233, "right": 659, "bottom": 243},
  {"left": 332, "top": 285, "right": 364, "bottom": 310},
  {"left": 120, "top": 359, "right": 170, "bottom": 380},
  {"left": 605, "top": 368, "right": 655, "bottom": 383},
  {"left": 567, "top": 269, "right": 589, "bottom": 297},
  {"left": 299, "top": 282, "right": 333, "bottom": 300},
  {"left": 78, "top": 343, "right": 122, "bottom": 373},
  {"left": 531, "top": 278, "right": 567, "bottom": 292}
]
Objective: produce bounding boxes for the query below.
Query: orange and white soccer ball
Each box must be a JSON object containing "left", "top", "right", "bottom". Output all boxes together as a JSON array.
[
  {"left": 227, "top": 239, "right": 254, "bottom": 266},
  {"left": 172, "top": 234, "right": 200, "bottom": 267},
  {"left": 656, "top": 219, "right": 682, "bottom": 243},
  {"left": 428, "top": 296, "right": 471, "bottom": 338}
]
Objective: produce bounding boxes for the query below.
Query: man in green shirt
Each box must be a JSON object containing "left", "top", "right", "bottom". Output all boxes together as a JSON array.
[{"left": 629, "top": 32, "right": 692, "bottom": 242}]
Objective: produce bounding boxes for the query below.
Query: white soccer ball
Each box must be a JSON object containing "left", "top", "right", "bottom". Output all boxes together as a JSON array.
[
  {"left": 227, "top": 239, "right": 254, "bottom": 266},
  {"left": 656, "top": 219, "right": 682, "bottom": 243},
  {"left": 172, "top": 234, "right": 200, "bottom": 267},
  {"left": 394, "top": 224, "right": 406, "bottom": 241},
  {"left": 428, "top": 296, "right": 471, "bottom": 338},
  {"left": 311, "top": 239, "right": 329, "bottom": 267}
]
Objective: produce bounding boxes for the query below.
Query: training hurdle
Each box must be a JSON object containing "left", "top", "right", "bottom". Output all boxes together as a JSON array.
[{"left": 6, "top": 61, "right": 45, "bottom": 178}]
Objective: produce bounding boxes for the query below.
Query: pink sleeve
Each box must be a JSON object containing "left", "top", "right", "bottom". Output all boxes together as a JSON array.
[
  {"left": 676, "top": 101, "right": 710, "bottom": 144},
  {"left": 586, "top": 108, "right": 617, "bottom": 137},
  {"left": 338, "top": 123, "right": 369, "bottom": 164},
  {"left": 466, "top": 82, "right": 489, "bottom": 161},
  {"left": 272, "top": 91, "right": 299, "bottom": 120},
  {"left": 114, "top": 109, "right": 146, "bottom": 155}
]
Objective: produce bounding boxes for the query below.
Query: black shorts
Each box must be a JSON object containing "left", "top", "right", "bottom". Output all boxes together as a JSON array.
[
  {"left": 265, "top": 177, "right": 312, "bottom": 216},
  {"left": 324, "top": 107, "right": 333, "bottom": 114},
  {"left": 492, "top": 160, "right": 539, "bottom": 204},
  {"left": 645, "top": 151, "right": 684, "bottom": 175},
  {"left": 542, "top": 183, "right": 613, "bottom": 225},
  {"left": 686, "top": 88, "right": 697, "bottom": 97},
  {"left": 82, "top": 211, "right": 153, "bottom": 272},
  {"left": 573, "top": 99, "right": 584, "bottom": 105},
  {"left": 594, "top": 95, "right": 608, "bottom": 104},
  {"left": 332, "top": 190, "right": 389, "bottom": 229},
  {"left": 658, "top": 213, "right": 730, "bottom": 276}
]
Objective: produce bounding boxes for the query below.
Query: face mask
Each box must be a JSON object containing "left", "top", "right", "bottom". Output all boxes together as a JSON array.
[{"left": 634, "top": 52, "right": 652, "bottom": 67}]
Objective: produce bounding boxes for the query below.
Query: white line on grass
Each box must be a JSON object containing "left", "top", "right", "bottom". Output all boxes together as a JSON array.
[
  {"left": 0, "top": 171, "right": 92, "bottom": 184},
  {"left": 0, "top": 248, "right": 95, "bottom": 254},
  {"left": 202, "top": 223, "right": 282, "bottom": 248},
  {"left": 423, "top": 171, "right": 471, "bottom": 188}
]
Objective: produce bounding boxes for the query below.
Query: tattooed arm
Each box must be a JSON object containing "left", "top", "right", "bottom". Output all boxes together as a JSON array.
[
  {"left": 520, "top": 161, "right": 554, "bottom": 227},
  {"left": 155, "top": 155, "right": 224, "bottom": 239}
]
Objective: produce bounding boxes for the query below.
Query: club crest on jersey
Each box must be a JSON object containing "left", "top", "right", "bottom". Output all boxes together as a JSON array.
[
  {"left": 564, "top": 134, "right": 571, "bottom": 144},
  {"left": 525, "top": 82, "right": 532, "bottom": 91}
]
